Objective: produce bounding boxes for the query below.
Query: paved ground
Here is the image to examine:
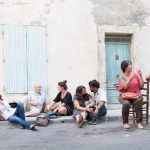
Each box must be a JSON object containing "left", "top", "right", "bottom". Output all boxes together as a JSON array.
[{"left": 0, "top": 110, "right": 150, "bottom": 150}]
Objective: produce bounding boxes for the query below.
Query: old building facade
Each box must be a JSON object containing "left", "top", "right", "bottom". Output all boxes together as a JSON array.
[{"left": 0, "top": 0, "right": 150, "bottom": 109}]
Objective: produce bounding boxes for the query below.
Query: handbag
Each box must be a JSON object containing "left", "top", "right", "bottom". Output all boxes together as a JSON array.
[
  {"left": 35, "top": 117, "right": 50, "bottom": 127},
  {"left": 121, "top": 92, "right": 140, "bottom": 100}
]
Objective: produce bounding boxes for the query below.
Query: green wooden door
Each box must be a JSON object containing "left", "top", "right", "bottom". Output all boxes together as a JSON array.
[{"left": 105, "top": 37, "right": 131, "bottom": 109}]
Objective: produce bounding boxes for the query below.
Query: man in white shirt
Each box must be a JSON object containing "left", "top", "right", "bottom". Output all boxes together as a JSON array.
[
  {"left": 22, "top": 84, "right": 46, "bottom": 117},
  {"left": 88, "top": 80, "right": 107, "bottom": 124}
]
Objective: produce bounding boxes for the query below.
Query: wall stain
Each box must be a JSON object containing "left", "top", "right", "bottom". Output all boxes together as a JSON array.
[{"left": 90, "top": 0, "right": 150, "bottom": 27}]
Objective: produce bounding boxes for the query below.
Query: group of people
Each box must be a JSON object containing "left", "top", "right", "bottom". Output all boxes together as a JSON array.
[
  {"left": 0, "top": 60, "right": 150, "bottom": 130},
  {"left": 0, "top": 79, "right": 107, "bottom": 130}
]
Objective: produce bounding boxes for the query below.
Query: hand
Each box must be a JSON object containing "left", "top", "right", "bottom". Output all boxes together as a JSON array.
[
  {"left": 85, "top": 108, "right": 93, "bottom": 112},
  {"left": 44, "top": 105, "right": 51, "bottom": 112},
  {"left": 53, "top": 108, "right": 58, "bottom": 112},
  {"left": 136, "top": 69, "right": 142, "bottom": 77},
  {"left": 44, "top": 107, "right": 49, "bottom": 112},
  {"left": 146, "top": 74, "right": 150, "bottom": 81},
  {"left": 30, "top": 100, "right": 39, "bottom": 106}
]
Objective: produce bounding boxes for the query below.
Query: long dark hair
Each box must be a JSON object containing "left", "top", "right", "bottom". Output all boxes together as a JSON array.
[
  {"left": 75, "top": 86, "right": 89, "bottom": 99},
  {"left": 58, "top": 80, "right": 68, "bottom": 90}
]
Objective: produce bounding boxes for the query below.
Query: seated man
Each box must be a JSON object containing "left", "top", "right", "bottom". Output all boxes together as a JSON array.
[
  {"left": 88, "top": 80, "right": 107, "bottom": 124},
  {"left": 22, "top": 84, "right": 46, "bottom": 117}
]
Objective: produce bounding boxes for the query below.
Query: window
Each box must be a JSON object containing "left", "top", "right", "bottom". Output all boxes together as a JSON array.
[{"left": 4, "top": 25, "right": 48, "bottom": 93}]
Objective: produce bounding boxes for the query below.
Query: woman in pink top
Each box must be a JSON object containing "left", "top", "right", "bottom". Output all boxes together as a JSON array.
[{"left": 118, "top": 60, "right": 144, "bottom": 129}]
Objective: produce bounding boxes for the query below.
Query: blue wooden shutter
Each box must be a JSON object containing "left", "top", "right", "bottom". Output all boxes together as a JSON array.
[
  {"left": 27, "top": 26, "right": 48, "bottom": 92},
  {"left": 4, "top": 25, "right": 27, "bottom": 93}
]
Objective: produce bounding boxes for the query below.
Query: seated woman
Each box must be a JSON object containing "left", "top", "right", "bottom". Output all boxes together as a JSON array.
[
  {"left": 73, "top": 86, "right": 95, "bottom": 128},
  {"left": 118, "top": 60, "right": 144, "bottom": 129},
  {"left": 45, "top": 80, "right": 73, "bottom": 116},
  {"left": 0, "top": 95, "right": 37, "bottom": 131}
]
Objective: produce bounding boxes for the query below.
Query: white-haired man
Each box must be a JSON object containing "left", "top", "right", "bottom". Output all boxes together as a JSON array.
[{"left": 22, "top": 84, "right": 46, "bottom": 117}]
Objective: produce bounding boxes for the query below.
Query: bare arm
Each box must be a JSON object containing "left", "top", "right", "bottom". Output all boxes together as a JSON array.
[
  {"left": 137, "top": 70, "right": 144, "bottom": 88},
  {"left": 85, "top": 97, "right": 95, "bottom": 108},
  {"left": 44, "top": 101, "right": 56, "bottom": 112},
  {"left": 74, "top": 100, "right": 86, "bottom": 111},
  {"left": 123, "top": 75, "right": 134, "bottom": 90}
]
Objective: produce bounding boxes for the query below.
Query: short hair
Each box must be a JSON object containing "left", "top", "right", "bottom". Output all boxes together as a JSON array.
[
  {"left": 121, "top": 60, "right": 132, "bottom": 73},
  {"left": 58, "top": 80, "right": 68, "bottom": 90},
  {"left": 88, "top": 80, "right": 100, "bottom": 88}
]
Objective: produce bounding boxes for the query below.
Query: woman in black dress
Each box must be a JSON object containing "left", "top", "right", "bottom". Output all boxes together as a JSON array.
[{"left": 45, "top": 80, "right": 73, "bottom": 116}]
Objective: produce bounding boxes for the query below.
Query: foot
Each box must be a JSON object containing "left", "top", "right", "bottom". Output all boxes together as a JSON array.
[
  {"left": 79, "top": 120, "right": 87, "bottom": 128},
  {"left": 123, "top": 123, "right": 130, "bottom": 129},
  {"left": 76, "top": 115, "right": 83, "bottom": 125},
  {"left": 30, "top": 124, "right": 38, "bottom": 131},
  {"left": 137, "top": 123, "right": 144, "bottom": 129}
]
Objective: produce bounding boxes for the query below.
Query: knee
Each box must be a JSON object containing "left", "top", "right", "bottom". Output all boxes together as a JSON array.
[
  {"left": 122, "top": 102, "right": 131, "bottom": 108},
  {"left": 17, "top": 102, "right": 24, "bottom": 108},
  {"left": 58, "top": 107, "right": 67, "bottom": 115}
]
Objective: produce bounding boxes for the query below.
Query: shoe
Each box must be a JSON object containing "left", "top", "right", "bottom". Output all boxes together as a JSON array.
[
  {"left": 30, "top": 124, "right": 38, "bottom": 131},
  {"left": 137, "top": 123, "right": 144, "bottom": 129},
  {"left": 123, "top": 123, "right": 130, "bottom": 129},
  {"left": 88, "top": 118, "right": 97, "bottom": 125}
]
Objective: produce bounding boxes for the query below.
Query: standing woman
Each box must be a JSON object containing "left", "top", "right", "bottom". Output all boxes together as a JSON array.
[
  {"left": 0, "top": 95, "right": 37, "bottom": 131},
  {"left": 45, "top": 80, "right": 73, "bottom": 116},
  {"left": 73, "top": 86, "right": 95, "bottom": 128},
  {"left": 118, "top": 60, "right": 144, "bottom": 129}
]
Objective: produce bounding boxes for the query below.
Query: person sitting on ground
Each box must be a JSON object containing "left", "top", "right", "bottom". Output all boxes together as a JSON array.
[
  {"left": 45, "top": 80, "right": 73, "bottom": 116},
  {"left": 118, "top": 60, "right": 144, "bottom": 129},
  {"left": 73, "top": 86, "right": 95, "bottom": 128},
  {"left": 22, "top": 84, "right": 46, "bottom": 117},
  {"left": 0, "top": 95, "right": 37, "bottom": 131},
  {"left": 88, "top": 79, "right": 107, "bottom": 124}
]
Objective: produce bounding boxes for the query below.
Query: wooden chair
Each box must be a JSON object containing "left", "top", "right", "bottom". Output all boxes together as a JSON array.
[{"left": 129, "top": 81, "right": 149, "bottom": 124}]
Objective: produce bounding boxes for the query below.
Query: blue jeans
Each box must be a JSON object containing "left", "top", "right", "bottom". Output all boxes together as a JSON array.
[{"left": 7, "top": 102, "right": 31, "bottom": 129}]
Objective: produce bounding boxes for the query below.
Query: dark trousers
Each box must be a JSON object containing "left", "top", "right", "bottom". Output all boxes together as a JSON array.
[
  {"left": 119, "top": 95, "right": 143, "bottom": 124},
  {"left": 88, "top": 106, "right": 107, "bottom": 121}
]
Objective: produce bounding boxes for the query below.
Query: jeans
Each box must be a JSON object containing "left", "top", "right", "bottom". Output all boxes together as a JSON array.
[
  {"left": 88, "top": 105, "right": 107, "bottom": 121},
  {"left": 7, "top": 102, "right": 31, "bottom": 129},
  {"left": 98, "top": 106, "right": 107, "bottom": 119}
]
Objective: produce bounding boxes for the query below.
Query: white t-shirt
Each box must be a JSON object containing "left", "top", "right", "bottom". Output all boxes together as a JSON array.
[
  {"left": 0, "top": 100, "right": 16, "bottom": 120},
  {"left": 91, "top": 89, "right": 107, "bottom": 105}
]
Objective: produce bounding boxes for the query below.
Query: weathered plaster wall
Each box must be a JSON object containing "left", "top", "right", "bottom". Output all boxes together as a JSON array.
[
  {"left": 0, "top": 0, "right": 98, "bottom": 101},
  {"left": 0, "top": 0, "right": 150, "bottom": 103},
  {"left": 90, "top": 0, "right": 150, "bottom": 26},
  {"left": 91, "top": 0, "right": 150, "bottom": 82}
]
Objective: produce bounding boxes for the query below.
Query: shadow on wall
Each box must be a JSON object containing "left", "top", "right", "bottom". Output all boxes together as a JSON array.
[{"left": 90, "top": 0, "right": 150, "bottom": 27}]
